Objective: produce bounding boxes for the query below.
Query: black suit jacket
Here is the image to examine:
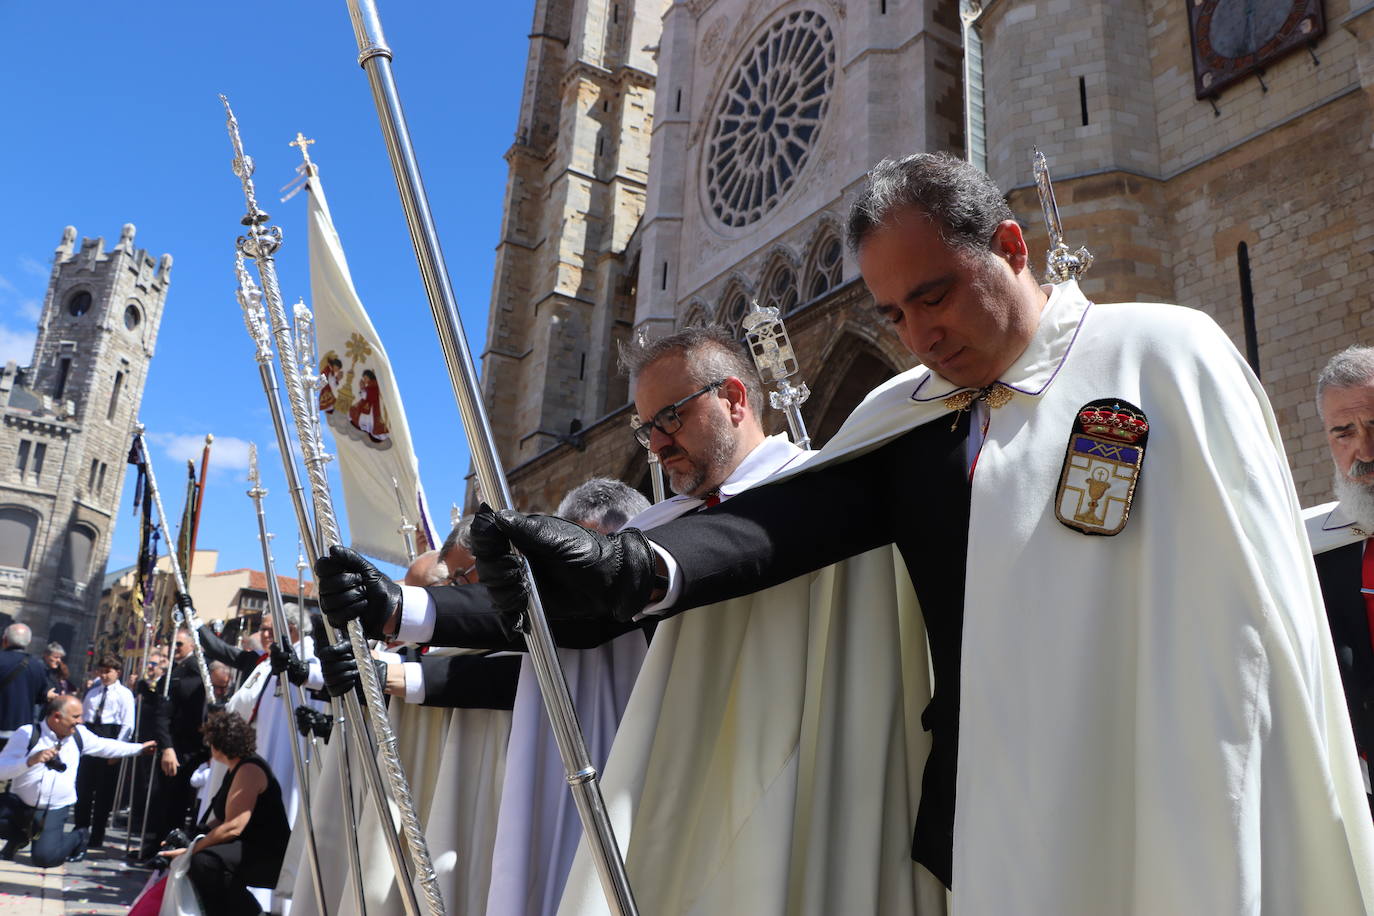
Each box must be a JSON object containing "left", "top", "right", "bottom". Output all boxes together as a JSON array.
[
  {"left": 416, "top": 653, "right": 521, "bottom": 710},
  {"left": 151, "top": 657, "right": 206, "bottom": 755},
  {"left": 647, "top": 413, "right": 972, "bottom": 889},
  {"left": 426, "top": 583, "right": 642, "bottom": 651},
  {"left": 1314, "top": 541, "right": 1374, "bottom": 762}
]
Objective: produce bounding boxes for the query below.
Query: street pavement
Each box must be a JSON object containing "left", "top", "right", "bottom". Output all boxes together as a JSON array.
[{"left": 0, "top": 818, "right": 158, "bottom": 914}]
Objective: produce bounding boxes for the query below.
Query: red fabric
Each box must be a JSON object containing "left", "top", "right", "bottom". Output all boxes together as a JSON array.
[
  {"left": 703, "top": 493, "right": 721, "bottom": 509},
  {"left": 1362, "top": 540, "right": 1374, "bottom": 660},
  {"left": 127, "top": 873, "right": 167, "bottom": 916}
]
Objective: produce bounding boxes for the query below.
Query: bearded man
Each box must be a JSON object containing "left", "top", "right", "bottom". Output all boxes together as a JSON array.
[{"left": 1306, "top": 344, "right": 1374, "bottom": 815}]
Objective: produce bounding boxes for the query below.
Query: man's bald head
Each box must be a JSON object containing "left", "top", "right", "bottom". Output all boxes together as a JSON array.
[{"left": 404, "top": 550, "right": 448, "bottom": 587}]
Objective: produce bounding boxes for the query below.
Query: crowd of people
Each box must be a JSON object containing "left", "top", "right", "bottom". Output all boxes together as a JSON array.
[{"left": 0, "top": 153, "right": 1371, "bottom": 913}]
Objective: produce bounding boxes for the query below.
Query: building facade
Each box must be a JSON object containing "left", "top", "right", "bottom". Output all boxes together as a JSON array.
[
  {"left": 483, "top": 0, "right": 1373, "bottom": 512},
  {"left": 0, "top": 224, "right": 170, "bottom": 666}
]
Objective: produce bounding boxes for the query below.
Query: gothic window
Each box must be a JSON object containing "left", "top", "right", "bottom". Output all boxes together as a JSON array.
[
  {"left": 53, "top": 358, "right": 71, "bottom": 400},
  {"left": 15, "top": 441, "right": 30, "bottom": 477},
  {"left": 65, "top": 291, "right": 91, "bottom": 317},
  {"left": 719, "top": 288, "right": 751, "bottom": 338},
  {"left": 60, "top": 524, "right": 97, "bottom": 582},
  {"left": 704, "top": 10, "right": 836, "bottom": 228},
  {"left": 680, "top": 303, "right": 707, "bottom": 330},
  {"left": 96, "top": 463, "right": 106, "bottom": 496},
  {"left": 31, "top": 443, "right": 46, "bottom": 482},
  {"left": 88, "top": 459, "right": 99, "bottom": 492},
  {"left": 759, "top": 258, "right": 799, "bottom": 314},
  {"left": 0, "top": 507, "right": 38, "bottom": 569},
  {"left": 107, "top": 371, "right": 124, "bottom": 422},
  {"left": 805, "top": 233, "right": 844, "bottom": 301},
  {"left": 124, "top": 304, "right": 141, "bottom": 331}
]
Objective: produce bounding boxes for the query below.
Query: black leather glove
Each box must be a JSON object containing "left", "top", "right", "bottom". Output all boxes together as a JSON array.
[
  {"left": 310, "top": 709, "right": 333, "bottom": 742},
  {"left": 294, "top": 705, "right": 315, "bottom": 738},
  {"left": 270, "top": 642, "right": 309, "bottom": 686},
  {"left": 231, "top": 647, "right": 261, "bottom": 675},
  {"left": 316, "top": 640, "right": 388, "bottom": 699},
  {"left": 313, "top": 546, "right": 401, "bottom": 639},
  {"left": 471, "top": 504, "right": 660, "bottom": 623}
]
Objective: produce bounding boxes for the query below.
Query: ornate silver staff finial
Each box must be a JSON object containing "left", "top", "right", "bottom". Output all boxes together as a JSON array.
[
  {"left": 742, "top": 300, "right": 812, "bottom": 449},
  {"left": 392, "top": 476, "right": 418, "bottom": 563},
  {"left": 236, "top": 253, "right": 272, "bottom": 364},
  {"left": 289, "top": 132, "right": 317, "bottom": 175},
  {"left": 292, "top": 299, "right": 317, "bottom": 384},
  {"left": 220, "top": 94, "right": 280, "bottom": 257},
  {"left": 1033, "top": 148, "right": 1092, "bottom": 284},
  {"left": 247, "top": 442, "right": 262, "bottom": 494}
]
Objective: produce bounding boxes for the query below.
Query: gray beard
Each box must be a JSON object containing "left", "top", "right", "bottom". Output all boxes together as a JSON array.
[
  {"left": 1332, "top": 468, "right": 1374, "bottom": 532},
  {"left": 665, "top": 411, "right": 739, "bottom": 498}
]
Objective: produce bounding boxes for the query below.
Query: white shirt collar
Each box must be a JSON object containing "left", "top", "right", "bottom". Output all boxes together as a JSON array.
[{"left": 626, "top": 434, "right": 807, "bottom": 531}]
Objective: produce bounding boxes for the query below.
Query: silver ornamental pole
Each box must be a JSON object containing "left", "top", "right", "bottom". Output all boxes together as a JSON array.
[
  {"left": 1032, "top": 148, "right": 1093, "bottom": 284},
  {"left": 234, "top": 251, "right": 376, "bottom": 916},
  {"left": 246, "top": 444, "right": 329, "bottom": 915},
  {"left": 131, "top": 429, "right": 214, "bottom": 697},
  {"left": 646, "top": 451, "right": 667, "bottom": 503},
  {"left": 392, "top": 476, "right": 418, "bottom": 563},
  {"left": 136, "top": 575, "right": 177, "bottom": 857},
  {"left": 742, "top": 301, "right": 812, "bottom": 449},
  {"left": 294, "top": 542, "right": 317, "bottom": 772},
  {"left": 221, "top": 97, "right": 439, "bottom": 916},
  {"left": 340, "top": 3, "right": 639, "bottom": 911}
]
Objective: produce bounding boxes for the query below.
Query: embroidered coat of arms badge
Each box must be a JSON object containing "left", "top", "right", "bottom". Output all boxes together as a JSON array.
[{"left": 1055, "top": 399, "right": 1149, "bottom": 536}]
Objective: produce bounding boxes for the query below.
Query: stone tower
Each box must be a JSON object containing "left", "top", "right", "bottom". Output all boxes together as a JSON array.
[
  {"left": 481, "top": 0, "right": 669, "bottom": 474},
  {"left": 0, "top": 224, "right": 171, "bottom": 668}
]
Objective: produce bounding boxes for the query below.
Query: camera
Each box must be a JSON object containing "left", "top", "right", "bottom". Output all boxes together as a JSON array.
[{"left": 43, "top": 757, "right": 66, "bottom": 773}]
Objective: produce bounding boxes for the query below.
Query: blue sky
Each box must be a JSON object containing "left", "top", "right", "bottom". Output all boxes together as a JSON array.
[{"left": 0, "top": 3, "right": 533, "bottom": 582}]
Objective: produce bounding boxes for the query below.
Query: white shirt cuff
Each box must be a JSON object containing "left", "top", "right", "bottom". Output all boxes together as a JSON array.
[
  {"left": 397, "top": 586, "right": 437, "bottom": 644},
  {"left": 402, "top": 662, "right": 425, "bottom": 704},
  {"left": 636, "top": 542, "right": 682, "bottom": 619},
  {"left": 304, "top": 659, "right": 324, "bottom": 691}
]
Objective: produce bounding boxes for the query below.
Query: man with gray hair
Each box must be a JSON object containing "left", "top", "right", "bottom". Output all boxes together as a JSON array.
[
  {"left": 1306, "top": 344, "right": 1374, "bottom": 813},
  {"left": 0, "top": 624, "right": 46, "bottom": 740},
  {"left": 480, "top": 153, "right": 1374, "bottom": 912}
]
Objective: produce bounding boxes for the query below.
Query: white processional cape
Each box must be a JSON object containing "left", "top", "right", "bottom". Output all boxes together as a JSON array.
[
  {"left": 282, "top": 662, "right": 512, "bottom": 916},
  {"left": 306, "top": 175, "right": 436, "bottom": 565},
  {"left": 485, "top": 436, "right": 804, "bottom": 916},
  {"left": 559, "top": 282, "right": 1374, "bottom": 915}
]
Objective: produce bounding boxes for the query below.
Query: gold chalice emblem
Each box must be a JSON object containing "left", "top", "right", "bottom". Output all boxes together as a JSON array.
[{"left": 1075, "top": 467, "right": 1111, "bottom": 526}]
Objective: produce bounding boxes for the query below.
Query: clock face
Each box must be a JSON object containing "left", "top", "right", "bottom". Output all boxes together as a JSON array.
[{"left": 1188, "top": 0, "right": 1324, "bottom": 98}]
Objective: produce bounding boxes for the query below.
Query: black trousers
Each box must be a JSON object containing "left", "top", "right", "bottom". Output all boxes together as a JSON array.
[
  {"left": 143, "top": 748, "right": 196, "bottom": 856},
  {"left": 73, "top": 756, "right": 119, "bottom": 837},
  {"left": 189, "top": 840, "right": 279, "bottom": 916}
]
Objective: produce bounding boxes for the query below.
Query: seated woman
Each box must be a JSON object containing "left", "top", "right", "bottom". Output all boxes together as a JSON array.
[{"left": 160, "top": 712, "right": 290, "bottom": 916}]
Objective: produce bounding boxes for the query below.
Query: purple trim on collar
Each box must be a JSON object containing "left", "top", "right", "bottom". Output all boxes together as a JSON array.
[
  {"left": 1322, "top": 508, "right": 1358, "bottom": 532},
  {"left": 907, "top": 301, "right": 1094, "bottom": 404}
]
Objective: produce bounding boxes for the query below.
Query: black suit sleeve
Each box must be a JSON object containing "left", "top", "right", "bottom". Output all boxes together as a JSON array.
[
  {"left": 417, "top": 654, "right": 521, "bottom": 710},
  {"left": 194, "top": 626, "right": 252, "bottom": 669},
  {"left": 426, "top": 583, "right": 643, "bottom": 651},
  {"left": 150, "top": 675, "right": 173, "bottom": 749},
  {"left": 647, "top": 438, "right": 897, "bottom": 615}
]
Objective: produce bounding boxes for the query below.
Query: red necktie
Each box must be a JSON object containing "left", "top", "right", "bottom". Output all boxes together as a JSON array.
[
  {"left": 1362, "top": 539, "right": 1374, "bottom": 659},
  {"left": 702, "top": 492, "right": 721, "bottom": 509}
]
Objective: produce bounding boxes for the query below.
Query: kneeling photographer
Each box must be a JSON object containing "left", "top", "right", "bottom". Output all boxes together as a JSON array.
[{"left": 0, "top": 695, "right": 154, "bottom": 865}]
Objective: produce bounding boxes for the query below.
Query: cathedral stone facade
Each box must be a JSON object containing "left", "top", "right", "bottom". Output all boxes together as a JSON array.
[
  {"left": 0, "top": 225, "right": 170, "bottom": 668},
  {"left": 482, "top": 0, "right": 1373, "bottom": 513}
]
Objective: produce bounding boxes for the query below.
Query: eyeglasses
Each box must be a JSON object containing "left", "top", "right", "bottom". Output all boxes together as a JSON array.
[
  {"left": 175, "top": 642, "right": 184, "bottom": 649},
  {"left": 630, "top": 380, "right": 726, "bottom": 448},
  {"left": 446, "top": 563, "right": 477, "bottom": 586}
]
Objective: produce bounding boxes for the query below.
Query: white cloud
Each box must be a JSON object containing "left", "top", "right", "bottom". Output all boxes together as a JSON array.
[
  {"left": 18, "top": 257, "right": 46, "bottom": 278},
  {"left": 0, "top": 274, "right": 16, "bottom": 297},
  {"left": 17, "top": 299, "right": 40, "bottom": 322},
  {"left": 151, "top": 433, "right": 254, "bottom": 472},
  {"left": 0, "top": 325, "right": 35, "bottom": 366}
]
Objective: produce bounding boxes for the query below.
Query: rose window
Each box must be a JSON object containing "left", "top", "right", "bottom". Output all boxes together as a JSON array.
[{"left": 704, "top": 10, "right": 835, "bottom": 228}]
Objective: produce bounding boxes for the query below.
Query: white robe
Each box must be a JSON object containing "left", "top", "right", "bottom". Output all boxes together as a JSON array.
[
  {"left": 282, "top": 677, "right": 513, "bottom": 916},
  {"left": 485, "top": 434, "right": 807, "bottom": 916},
  {"left": 560, "top": 281, "right": 1374, "bottom": 914}
]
